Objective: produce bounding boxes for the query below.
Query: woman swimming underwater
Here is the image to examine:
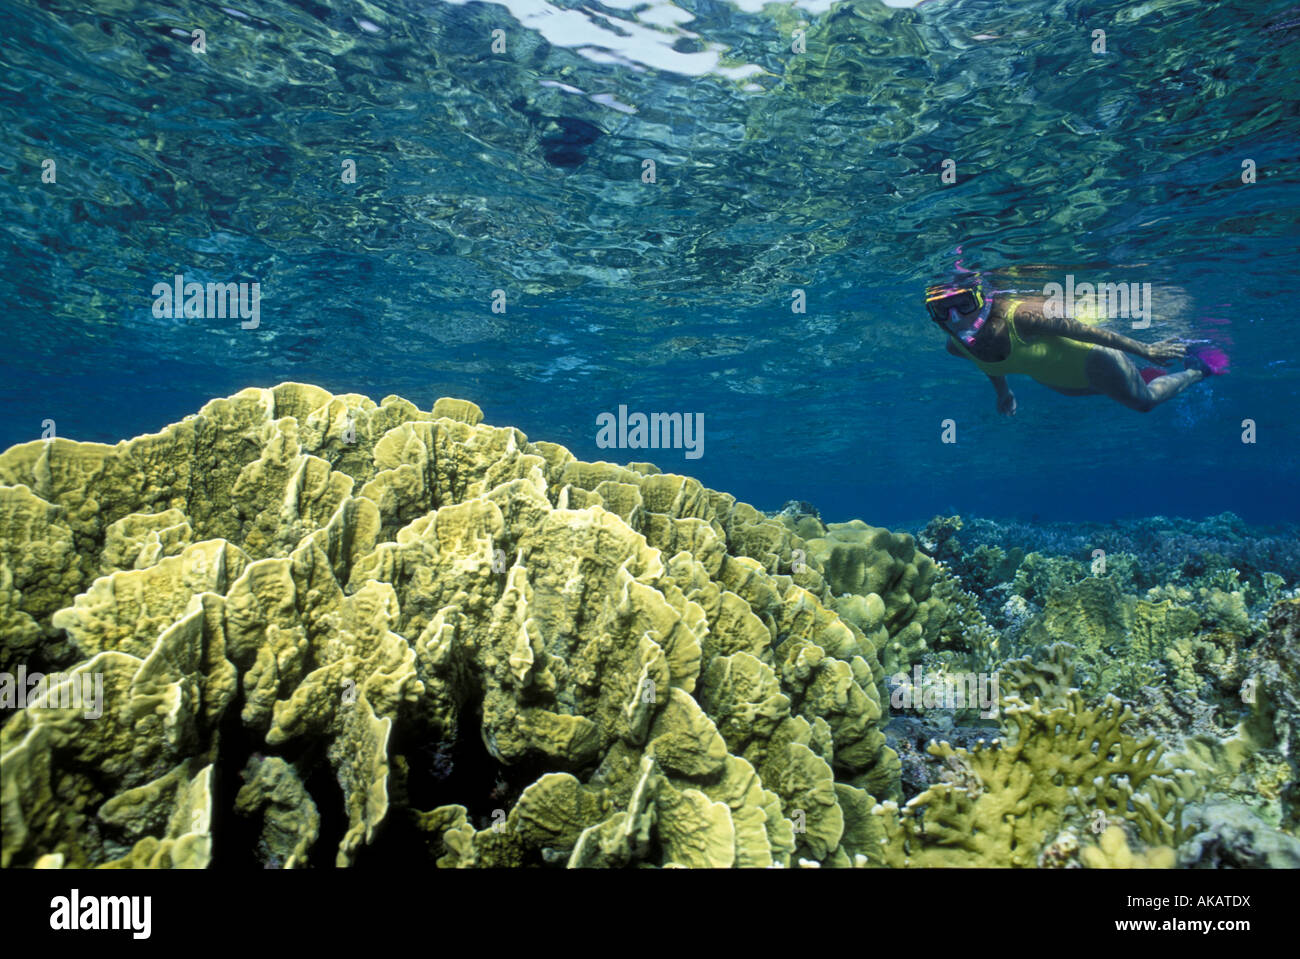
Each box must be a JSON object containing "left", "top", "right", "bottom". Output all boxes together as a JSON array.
[{"left": 927, "top": 278, "right": 1227, "bottom": 414}]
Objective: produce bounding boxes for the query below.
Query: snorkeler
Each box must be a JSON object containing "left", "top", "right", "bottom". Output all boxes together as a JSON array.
[{"left": 926, "top": 279, "right": 1227, "bottom": 414}]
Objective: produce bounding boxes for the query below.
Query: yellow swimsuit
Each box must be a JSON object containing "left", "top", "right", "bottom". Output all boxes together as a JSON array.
[{"left": 950, "top": 299, "right": 1096, "bottom": 390}]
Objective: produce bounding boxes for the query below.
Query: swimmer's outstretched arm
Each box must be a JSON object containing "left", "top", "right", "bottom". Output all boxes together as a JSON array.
[
  {"left": 945, "top": 335, "right": 1015, "bottom": 414},
  {"left": 988, "top": 374, "right": 1016, "bottom": 416},
  {"left": 1016, "top": 305, "right": 1185, "bottom": 363}
]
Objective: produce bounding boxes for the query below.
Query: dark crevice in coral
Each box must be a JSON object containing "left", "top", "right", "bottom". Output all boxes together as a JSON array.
[
  {"left": 396, "top": 700, "right": 531, "bottom": 824},
  {"left": 360, "top": 701, "right": 563, "bottom": 866},
  {"left": 391, "top": 728, "right": 466, "bottom": 814},
  {"left": 360, "top": 703, "right": 509, "bottom": 867},
  {"left": 299, "top": 745, "right": 348, "bottom": 868},
  {"left": 356, "top": 803, "right": 429, "bottom": 869},
  {"left": 55, "top": 765, "right": 113, "bottom": 866},
  {"left": 24, "top": 628, "right": 80, "bottom": 676},
  {"left": 209, "top": 698, "right": 270, "bottom": 869},
  {"left": 209, "top": 701, "right": 346, "bottom": 869}
]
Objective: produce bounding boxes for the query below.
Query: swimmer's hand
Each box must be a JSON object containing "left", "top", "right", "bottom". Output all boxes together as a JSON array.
[
  {"left": 1143, "top": 338, "right": 1187, "bottom": 366},
  {"left": 997, "top": 391, "right": 1017, "bottom": 417}
]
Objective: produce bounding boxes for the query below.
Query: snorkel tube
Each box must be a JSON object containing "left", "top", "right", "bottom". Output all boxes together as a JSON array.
[{"left": 950, "top": 282, "right": 993, "bottom": 346}]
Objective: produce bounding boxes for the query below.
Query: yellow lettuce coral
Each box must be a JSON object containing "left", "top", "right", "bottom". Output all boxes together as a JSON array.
[{"left": 1, "top": 383, "right": 901, "bottom": 869}]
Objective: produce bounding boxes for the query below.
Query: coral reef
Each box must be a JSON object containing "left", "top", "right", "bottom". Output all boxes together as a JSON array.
[
  {"left": 1246, "top": 598, "right": 1300, "bottom": 828},
  {"left": 3, "top": 390, "right": 1296, "bottom": 869},
  {"left": 1017, "top": 576, "right": 1211, "bottom": 698},
  {"left": 1081, "top": 825, "right": 1176, "bottom": 869},
  {"left": 1177, "top": 802, "right": 1300, "bottom": 868},
  {"left": 780, "top": 515, "right": 997, "bottom": 680},
  {"left": 1, "top": 383, "right": 901, "bottom": 869},
  {"left": 902, "top": 511, "right": 1300, "bottom": 854},
  {"left": 926, "top": 512, "right": 1300, "bottom": 605},
  {"left": 872, "top": 691, "right": 1189, "bottom": 867}
]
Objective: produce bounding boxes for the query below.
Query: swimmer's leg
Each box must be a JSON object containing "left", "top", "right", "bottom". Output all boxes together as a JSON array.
[{"left": 1086, "top": 347, "right": 1202, "bottom": 412}]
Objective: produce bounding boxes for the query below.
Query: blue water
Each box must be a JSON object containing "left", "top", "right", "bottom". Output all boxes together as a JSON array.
[{"left": 2, "top": 0, "right": 1298, "bottom": 525}]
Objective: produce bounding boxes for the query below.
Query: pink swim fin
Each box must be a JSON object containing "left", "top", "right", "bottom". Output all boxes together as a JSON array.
[
  {"left": 1185, "top": 348, "right": 1230, "bottom": 376},
  {"left": 1142, "top": 348, "right": 1228, "bottom": 384}
]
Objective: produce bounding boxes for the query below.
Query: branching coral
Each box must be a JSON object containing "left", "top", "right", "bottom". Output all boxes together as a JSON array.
[
  {"left": 871, "top": 692, "right": 1188, "bottom": 867},
  {"left": 1081, "top": 825, "right": 1175, "bottom": 869}
]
